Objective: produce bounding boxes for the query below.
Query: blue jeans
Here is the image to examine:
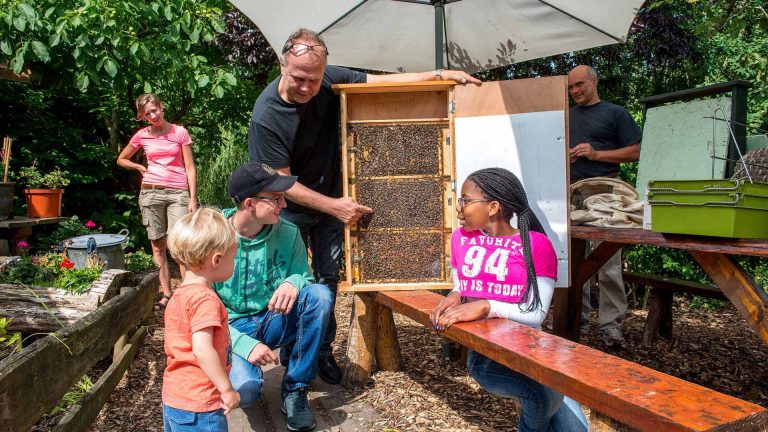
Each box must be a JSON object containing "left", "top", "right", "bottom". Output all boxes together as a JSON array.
[
  {"left": 467, "top": 351, "right": 589, "bottom": 432},
  {"left": 162, "top": 405, "right": 226, "bottom": 432},
  {"left": 228, "top": 283, "right": 332, "bottom": 407},
  {"left": 280, "top": 209, "right": 343, "bottom": 357}
]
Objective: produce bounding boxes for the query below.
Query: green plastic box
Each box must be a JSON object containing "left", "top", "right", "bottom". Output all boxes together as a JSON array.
[{"left": 648, "top": 179, "right": 768, "bottom": 238}]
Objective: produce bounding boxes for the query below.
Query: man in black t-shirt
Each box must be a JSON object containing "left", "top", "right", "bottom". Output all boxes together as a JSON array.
[
  {"left": 248, "top": 27, "right": 480, "bottom": 411},
  {"left": 568, "top": 65, "right": 642, "bottom": 349}
]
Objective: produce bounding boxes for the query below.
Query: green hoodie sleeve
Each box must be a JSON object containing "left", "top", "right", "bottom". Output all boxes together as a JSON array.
[
  {"left": 283, "top": 233, "right": 315, "bottom": 291},
  {"left": 230, "top": 324, "right": 260, "bottom": 360}
]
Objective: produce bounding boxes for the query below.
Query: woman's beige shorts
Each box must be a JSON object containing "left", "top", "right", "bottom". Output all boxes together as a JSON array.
[{"left": 138, "top": 188, "right": 190, "bottom": 241}]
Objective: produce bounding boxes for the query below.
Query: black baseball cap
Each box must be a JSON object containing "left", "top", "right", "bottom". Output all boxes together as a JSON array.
[{"left": 228, "top": 162, "right": 297, "bottom": 204}]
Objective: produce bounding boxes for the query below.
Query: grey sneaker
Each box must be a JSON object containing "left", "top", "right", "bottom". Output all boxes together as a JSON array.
[
  {"left": 601, "top": 327, "right": 626, "bottom": 349},
  {"left": 282, "top": 388, "right": 316, "bottom": 431}
]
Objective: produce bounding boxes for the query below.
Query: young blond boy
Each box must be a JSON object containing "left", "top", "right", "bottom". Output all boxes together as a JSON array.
[{"left": 163, "top": 208, "right": 240, "bottom": 431}]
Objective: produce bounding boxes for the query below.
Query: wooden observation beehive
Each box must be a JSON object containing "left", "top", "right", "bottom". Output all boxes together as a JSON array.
[
  {"left": 334, "top": 77, "right": 572, "bottom": 292},
  {"left": 334, "top": 82, "right": 458, "bottom": 292}
]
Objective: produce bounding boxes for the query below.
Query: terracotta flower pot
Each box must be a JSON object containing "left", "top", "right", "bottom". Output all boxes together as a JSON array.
[{"left": 24, "top": 188, "right": 63, "bottom": 218}]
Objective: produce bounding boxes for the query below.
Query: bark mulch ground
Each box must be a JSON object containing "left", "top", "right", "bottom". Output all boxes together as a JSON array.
[{"left": 82, "top": 289, "right": 767, "bottom": 432}]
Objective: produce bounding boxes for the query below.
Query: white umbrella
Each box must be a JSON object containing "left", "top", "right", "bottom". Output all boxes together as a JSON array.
[{"left": 229, "top": 0, "right": 645, "bottom": 74}]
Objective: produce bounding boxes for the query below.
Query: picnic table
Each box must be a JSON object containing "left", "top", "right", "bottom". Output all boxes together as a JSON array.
[
  {"left": 552, "top": 226, "right": 768, "bottom": 344},
  {"left": 0, "top": 216, "right": 68, "bottom": 255}
]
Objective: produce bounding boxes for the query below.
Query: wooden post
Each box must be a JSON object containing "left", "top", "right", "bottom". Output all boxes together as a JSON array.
[
  {"left": 112, "top": 287, "right": 131, "bottom": 363},
  {"left": 642, "top": 288, "right": 673, "bottom": 346},
  {"left": 374, "top": 306, "right": 401, "bottom": 372},
  {"left": 343, "top": 293, "right": 379, "bottom": 387}
]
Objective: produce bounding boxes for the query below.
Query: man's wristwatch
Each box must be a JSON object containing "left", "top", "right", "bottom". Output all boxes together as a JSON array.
[{"left": 435, "top": 69, "right": 443, "bottom": 80}]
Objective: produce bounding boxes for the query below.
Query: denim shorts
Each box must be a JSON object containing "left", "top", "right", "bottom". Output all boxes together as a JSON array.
[
  {"left": 162, "top": 404, "right": 227, "bottom": 432},
  {"left": 138, "top": 187, "right": 189, "bottom": 240}
]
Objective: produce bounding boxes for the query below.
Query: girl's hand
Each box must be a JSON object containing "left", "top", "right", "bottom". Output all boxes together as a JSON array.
[
  {"left": 430, "top": 291, "right": 462, "bottom": 329},
  {"left": 136, "top": 164, "right": 147, "bottom": 174},
  {"left": 188, "top": 200, "right": 197, "bottom": 213},
  {"left": 220, "top": 388, "right": 240, "bottom": 415},
  {"left": 435, "top": 300, "right": 490, "bottom": 331}
]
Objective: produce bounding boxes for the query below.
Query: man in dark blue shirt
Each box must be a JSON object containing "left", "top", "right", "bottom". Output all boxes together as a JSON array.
[{"left": 568, "top": 65, "right": 642, "bottom": 349}]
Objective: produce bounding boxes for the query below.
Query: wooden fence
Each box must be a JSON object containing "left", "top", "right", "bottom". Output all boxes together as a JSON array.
[{"left": 0, "top": 272, "right": 157, "bottom": 432}]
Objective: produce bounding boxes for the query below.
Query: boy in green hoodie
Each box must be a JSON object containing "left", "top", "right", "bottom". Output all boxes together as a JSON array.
[{"left": 214, "top": 162, "right": 332, "bottom": 432}]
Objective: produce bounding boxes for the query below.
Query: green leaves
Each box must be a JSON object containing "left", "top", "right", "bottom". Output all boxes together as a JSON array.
[
  {"left": 103, "top": 58, "right": 117, "bottom": 78},
  {"left": 196, "top": 74, "right": 209, "bottom": 88},
  {"left": 30, "top": 41, "right": 50, "bottom": 62},
  {"left": 76, "top": 72, "right": 89, "bottom": 92},
  {"left": 0, "top": 40, "right": 12, "bottom": 56},
  {"left": 13, "top": 15, "right": 27, "bottom": 31},
  {"left": 17, "top": 3, "right": 35, "bottom": 20}
]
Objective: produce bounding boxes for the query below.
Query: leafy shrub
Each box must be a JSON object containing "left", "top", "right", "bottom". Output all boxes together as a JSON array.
[
  {"left": 19, "top": 161, "right": 70, "bottom": 189},
  {"left": 51, "top": 375, "right": 93, "bottom": 415},
  {"left": 196, "top": 125, "right": 248, "bottom": 208},
  {"left": 89, "top": 192, "right": 148, "bottom": 251},
  {"left": 37, "top": 216, "right": 90, "bottom": 251},
  {"left": 0, "top": 317, "right": 22, "bottom": 353},
  {"left": 125, "top": 250, "right": 157, "bottom": 272},
  {"left": 1, "top": 256, "right": 43, "bottom": 285},
  {"left": 54, "top": 263, "right": 102, "bottom": 294}
]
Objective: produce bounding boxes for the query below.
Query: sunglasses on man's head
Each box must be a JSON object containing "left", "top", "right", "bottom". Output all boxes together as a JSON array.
[{"left": 284, "top": 43, "right": 329, "bottom": 57}]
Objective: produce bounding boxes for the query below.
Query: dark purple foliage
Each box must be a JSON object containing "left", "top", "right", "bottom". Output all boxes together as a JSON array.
[{"left": 215, "top": 10, "right": 278, "bottom": 85}]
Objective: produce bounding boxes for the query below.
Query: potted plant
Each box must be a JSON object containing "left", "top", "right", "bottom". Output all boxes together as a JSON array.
[{"left": 19, "top": 160, "right": 70, "bottom": 218}]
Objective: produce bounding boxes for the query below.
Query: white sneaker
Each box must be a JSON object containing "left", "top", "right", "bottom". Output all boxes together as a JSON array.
[{"left": 601, "top": 327, "right": 626, "bottom": 349}]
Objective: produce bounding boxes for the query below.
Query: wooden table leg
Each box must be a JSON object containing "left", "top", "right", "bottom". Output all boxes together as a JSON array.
[
  {"left": 343, "top": 293, "right": 379, "bottom": 387},
  {"left": 642, "top": 288, "right": 673, "bottom": 346},
  {"left": 690, "top": 251, "right": 768, "bottom": 345},
  {"left": 9, "top": 226, "right": 32, "bottom": 255},
  {"left": 375, "top": 306, "right": 402, "bottom": 372}
]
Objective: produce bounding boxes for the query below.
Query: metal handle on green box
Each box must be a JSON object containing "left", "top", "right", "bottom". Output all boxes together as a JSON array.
[
  {"left": 648, "top": 194, "right": 741, "bottom": 206},
  {"left": 648, "top": 179, "right": 742, "bottom": 194}
]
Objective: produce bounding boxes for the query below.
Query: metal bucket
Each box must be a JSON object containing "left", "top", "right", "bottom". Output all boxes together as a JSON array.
[{"left": 64, "top": 229, "right": 130, "bottom": 269}]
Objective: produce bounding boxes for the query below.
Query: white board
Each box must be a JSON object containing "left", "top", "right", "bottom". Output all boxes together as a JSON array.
[
  {"left": 455, "top": 111, "right": 569, "bottom": 287},
  {"left": 636, "top": 96, "right": 732, "bottom": 195}
]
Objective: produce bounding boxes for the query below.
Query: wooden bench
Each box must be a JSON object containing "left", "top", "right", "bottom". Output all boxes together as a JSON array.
[
  {"left": 343, "top": 290, "right": 768, "bottom": 431},
  {"left": 623, "top": 272, "right": 726, "bottom": 346}
]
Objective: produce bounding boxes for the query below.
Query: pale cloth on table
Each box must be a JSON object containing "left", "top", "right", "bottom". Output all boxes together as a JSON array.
[{"left": 570, "top": 177, "right": 643, "bottom": 228}]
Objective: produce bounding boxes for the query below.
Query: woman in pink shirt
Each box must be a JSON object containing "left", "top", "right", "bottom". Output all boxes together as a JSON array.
[
  {"left": 117, "top": 94, "right": 197, "bottom": 309},
  {"left": 431, "top": 168, "right": 587, "bottom": 432}
]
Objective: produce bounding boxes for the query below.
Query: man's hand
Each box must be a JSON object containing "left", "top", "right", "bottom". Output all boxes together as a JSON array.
[
  {"left": 220, "top": 388, "right": 240, "bottom": 415},
  {"left": 247, "top": 343, "right": 279, "bottom": 367},
  {"left": 434, "top": 300, "right": 490, "bottom": 331},
  {"left": 430, "top": 291, "right": 462, "bottom": 328},
  {"left": 331, "top": 196, "right": 373, "bottom": 224},
  {"left": 570, "top": 143, "right": 598, "bottom": 162},
  {"left": 440, "top": 70, "right": 482, "bottom": 86},
  {"left": 268, "top": 282, "right": 298, "bottom": 315}
]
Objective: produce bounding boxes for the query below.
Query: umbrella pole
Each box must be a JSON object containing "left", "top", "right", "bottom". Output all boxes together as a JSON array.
[{"left": 434, "top": 1, "right": 444, "bottom": 69}]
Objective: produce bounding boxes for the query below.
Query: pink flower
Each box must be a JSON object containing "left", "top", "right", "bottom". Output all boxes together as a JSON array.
[
  {"left": 60, "top": 258, "right": 75, "bottom": 269},
  {"left": 17, "top": 241, "right": 28, "bottom": 249},
  {"left": 85, "top": 220, "right": 96, "bottom": 228}
]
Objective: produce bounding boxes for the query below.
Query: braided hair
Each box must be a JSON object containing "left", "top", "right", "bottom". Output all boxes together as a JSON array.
[{"left": 466, "top": 168, "right": 546, "bottom": 312}]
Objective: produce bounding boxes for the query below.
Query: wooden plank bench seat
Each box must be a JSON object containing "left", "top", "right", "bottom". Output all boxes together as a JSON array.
[
  {"left": 343, "top": 290, "right": 768, "bottom": 432},
  {"left": 623, "top": 272, "right": 726, "bottom": 346}
]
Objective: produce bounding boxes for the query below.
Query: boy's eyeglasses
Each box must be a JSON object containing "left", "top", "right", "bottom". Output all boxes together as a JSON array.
[
  {"left": 457, "top": 198, "right": 489, "bottom": 210},
  {"left": 253, "top": 194, "right": 285, "bottom": 205},
  {"left": 285, "top": 43, "right": 329, "bottom": 57}
]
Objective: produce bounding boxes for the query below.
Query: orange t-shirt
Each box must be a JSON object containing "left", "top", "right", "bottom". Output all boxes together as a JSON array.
[{"left": 162, "top": 284, "right": 232, "bottom": 412}]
